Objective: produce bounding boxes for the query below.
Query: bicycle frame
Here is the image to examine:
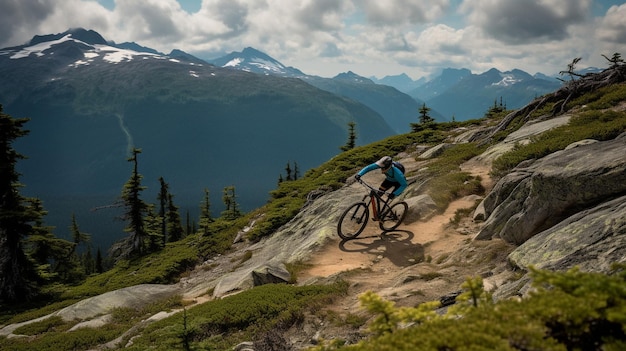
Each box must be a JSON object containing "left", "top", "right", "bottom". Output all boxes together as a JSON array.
[{"left": 358, "top": 179, "right": 394, "bottom": 219}]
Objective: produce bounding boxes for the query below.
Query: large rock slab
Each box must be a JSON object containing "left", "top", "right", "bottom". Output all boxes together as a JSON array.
[
  {"left": 0, "top": 284, "right": 181, "bottom": 337},
  {"left": 508, "top": 194, "right": 626, "bottom": 272},
  {"left": 475, "top": 115, "right": 571, "bottom": 163},
  {"left": 475, "top": 133, "right": 626, "bottom": 244}
]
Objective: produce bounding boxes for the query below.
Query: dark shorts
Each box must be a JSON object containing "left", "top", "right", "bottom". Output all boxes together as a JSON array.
[{"left": 380, "top": 179, "right": 401, "bottom": 193}]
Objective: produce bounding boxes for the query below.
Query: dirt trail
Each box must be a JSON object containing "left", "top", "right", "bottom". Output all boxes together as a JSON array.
[
  {"left": 296, "top": 160, "right": 513, "bottom": 314},
  {"left": 299, "top": 196, "right": 477, "bottom": 280}
]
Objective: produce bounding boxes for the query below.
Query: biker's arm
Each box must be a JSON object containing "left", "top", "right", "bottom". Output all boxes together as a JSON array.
[
  {"left": 392, "top": 168, "right": 408, "bottom": 196},
  {"left": 357, "top": 163, "right": 380, "bottom": 177}
]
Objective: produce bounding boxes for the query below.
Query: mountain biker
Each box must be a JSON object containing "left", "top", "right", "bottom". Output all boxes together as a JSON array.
[{"left": 354, "top": 156, "right": 407, "bottom": 200}]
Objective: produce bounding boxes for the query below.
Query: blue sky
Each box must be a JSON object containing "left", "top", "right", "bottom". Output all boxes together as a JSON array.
[{"left": 2, "top": 0, "right": 625, "bottom": 79}]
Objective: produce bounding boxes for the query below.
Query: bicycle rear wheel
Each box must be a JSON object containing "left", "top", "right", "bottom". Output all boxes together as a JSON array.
[
  {"left": 379, "top": 201, "right": 408, "bottom": 231},
  {"left": 337, "top": 202, "right": 369, "bottom": 240}
]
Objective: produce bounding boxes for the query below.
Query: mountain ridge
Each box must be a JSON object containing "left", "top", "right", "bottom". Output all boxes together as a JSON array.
[
  {"left": 206, "top": 46, "right": 564, "bottom": 121},
  {"left": 0, "top": 28, "right": 396, "bottom": 250}
]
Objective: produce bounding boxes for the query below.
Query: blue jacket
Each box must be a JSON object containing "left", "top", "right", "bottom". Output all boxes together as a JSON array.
[{"left": 357, "top": 163, "right": 407, "bottom": 196}]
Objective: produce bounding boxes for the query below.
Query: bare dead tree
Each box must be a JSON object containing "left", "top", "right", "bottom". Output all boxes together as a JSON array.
[{"left": 482, "top": 54, "right": 626, "bottom": 144}]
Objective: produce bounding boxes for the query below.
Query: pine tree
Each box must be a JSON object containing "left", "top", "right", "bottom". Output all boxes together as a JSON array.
[
  {"left": 293, "top": 161, "right": 300, "bottom": 180},
  {"left": 111, "top": 148, "right": 149, "bottom": 260},
  {"left": 145, "top": 204, "right": 163, "bottom": 251},
  {"left": 26, "top": 198, "right": 77, "bottom": 282},
  {"left": 83, "top": 247, "right": 95, "bottom": 276},
  {"left": 285, "top": 162, "right": 293, "bottom": 181},
  {"left": 185, "top": 211, "right": 193, "bottom": 236},
  {"left": 198, "top": 188, "right": 213, "bottom": 236},
  {"left": 221, "top": 186, "right": 241, "bottom": 220},
  {"left": 157, "top": 177, "right": 169, "bottom": 245},
  {"left": 340, "top": 121, "right": 357, "bottom": 151},
  {"left": 70, "top": 213, "right": 91, "bottom": 252},
  {"left": 418, "top": 103, "right": 434, "bottom": 124},
  {"left": 0, "top": 106, "right": 41, "bottom": 301},
  {"left": 166, "top": 193, "right": 184, "bottom": 242},
  {"left": 95, "top": 248, "right": 104, "bottom": 274}
]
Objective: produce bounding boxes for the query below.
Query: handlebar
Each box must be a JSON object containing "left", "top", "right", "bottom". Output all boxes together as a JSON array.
[{"left": 355, "top": 177, "right": 392, "bottom": 197}]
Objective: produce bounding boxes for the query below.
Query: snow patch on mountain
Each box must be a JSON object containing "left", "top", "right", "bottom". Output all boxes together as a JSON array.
[
  {"left": 3, "top": 32, "right": 196, "bottom": 69},
  {"left": 248, "top": 58, "right": 286, "bottom": 73},
  {"left": 224, "top": 57, "right": 244, "bottom": 68},
  {"left": 492, "top": 74, "right": 523, "bottom": 87},
  {"left": 8, "top": 34, "right": 77, "bottom": 59}
]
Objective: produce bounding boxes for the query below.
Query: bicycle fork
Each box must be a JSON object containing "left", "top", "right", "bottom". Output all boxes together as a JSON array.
[{"left": 369, "top": 191, "right": 380, "bottom": 221}]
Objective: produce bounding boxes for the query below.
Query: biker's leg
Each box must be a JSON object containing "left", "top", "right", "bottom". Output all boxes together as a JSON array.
[{"left": 380, "top": 180, "right": 400, "bottom": 199}]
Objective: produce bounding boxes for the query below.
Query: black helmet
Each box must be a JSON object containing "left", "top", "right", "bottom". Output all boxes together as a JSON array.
[{"left": 375, "top": 156, "right": 392, "bottom": 169}]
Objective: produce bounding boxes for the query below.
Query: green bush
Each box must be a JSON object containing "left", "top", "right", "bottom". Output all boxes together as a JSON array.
[
  {"left": 317, "top": 266, "right": 626, "bottom": 351},
  {"left": 124, "top": 281, "right": 349, "bottom": 350}
]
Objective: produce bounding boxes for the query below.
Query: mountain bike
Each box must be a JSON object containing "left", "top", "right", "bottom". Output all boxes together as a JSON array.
[{"left": 337, "top": 178, "right": 408, "bottom": 240}]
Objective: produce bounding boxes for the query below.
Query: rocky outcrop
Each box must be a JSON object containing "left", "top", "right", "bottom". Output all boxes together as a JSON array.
[
  {"left": 0, "top": 284, "right": 180, "bottom": 337},
  {"left": 475, "top": 132, "right": 626, "bottom": 245},
  {"left": 508, "top": 194, "right": 626, "bottom": 272}
]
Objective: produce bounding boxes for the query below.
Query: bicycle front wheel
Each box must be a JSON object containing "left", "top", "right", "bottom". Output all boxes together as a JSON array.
[
  {"left": 337, "top": 202, "right": 369, "bottom": 240},
  {"left": 380, "top": 201, "right": 408, "bottom": 231}
]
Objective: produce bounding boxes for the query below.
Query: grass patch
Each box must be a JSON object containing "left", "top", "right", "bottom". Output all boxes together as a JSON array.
[
  {"left": 1, "top": 294, "right": 183, "bottom": 351},
  {"left": 421, "top": 143, "right": 487, "bottom": 210},
  {"left": 122, "top": 282, "right": 349, "bottom": 351},
  {"left": 492, "top": 108, "right": 626, "bottom": 177}
]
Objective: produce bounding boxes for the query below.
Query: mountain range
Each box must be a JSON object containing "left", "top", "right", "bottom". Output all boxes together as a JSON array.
[
  {"left": 205, "top": 47, "right": 566, "bottom": 120},
  {"left": 0, "top": 28, "right": 395, "bottom": 249},
  {"left": 0, "top": 28, "right": 572, "bottom": 250}
]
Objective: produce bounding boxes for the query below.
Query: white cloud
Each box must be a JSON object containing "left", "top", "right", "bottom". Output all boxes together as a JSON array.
[
  {"left": 597, "top": 4, "right": 626, "bottom": 44},
  {"left": 360, "top": 0, "right": 450, "bottom": 25},
  {"left": 0, "top": 0, "right": 623, "bottom": 79},
  {"left": 460, "top": 0, "right": 592, "bottom": 44}
]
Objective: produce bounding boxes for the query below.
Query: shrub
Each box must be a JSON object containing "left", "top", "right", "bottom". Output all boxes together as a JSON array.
[
  {"left": 123, "top": 282, "right": 349, "bottom": 351},
  {"left": 326, "top": 266, "right": 626, "bottom": 350}
]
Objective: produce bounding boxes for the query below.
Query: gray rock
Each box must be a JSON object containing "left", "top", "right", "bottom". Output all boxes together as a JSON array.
[
  {"left": 474, "top": 115, "right": 571, "bottom": 163},
  {"left": 403, "top": 194, "right": 438, "bottom": 223},
  {"left": 252, "top": 264, "right": 291, "bottom": 285},
  {"left": 508, "top": 194, "right": 626, "bottom": 272},
  {"left": 418, "top": 143, "right": 453, "bottom": 159},
  {"left": 475, "top": 133, "right": 626, "bottom": 244}
]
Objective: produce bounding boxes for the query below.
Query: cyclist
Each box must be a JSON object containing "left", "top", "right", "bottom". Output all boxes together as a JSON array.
[{"left": 354, "top": 156, "right": 407, "bottom": 200}]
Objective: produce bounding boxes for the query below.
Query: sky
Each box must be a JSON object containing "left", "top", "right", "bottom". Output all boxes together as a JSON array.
[{"left": 2, "top": 0, "right": 626, "bottom": 80}]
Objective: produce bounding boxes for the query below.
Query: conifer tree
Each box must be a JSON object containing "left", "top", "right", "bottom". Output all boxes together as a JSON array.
[
  {"left": 83, "top": 247, "right": 95, "bottom": 276},
  {"left": 418, "top": 103, "right": 434, "bottom": 124},
  {"left": 70, "top": 213, "right": 91, "bottom": 253},
  {"left": 221, "top": 186, "right": 241, "bottom": 220},
  {"left": 0, "top": 106, "right": 41, "bottom": 301},
  {"left": 95, "top": 248, "right": 104, "bottom": 273},
  {"left": 185, "top": 211, "right": 193, "bottom": 236},
  {"left": 198, "top": 188, "right": 213, "bottom": 236},
  {"left": 157, "top": 177, "right": 169, "bottom": 244},
  {"left": 285, "top": 162, "right": 293, "bottom": 181},
  {"left": 145, "top": 204, "right": 163, "bottom": 251},
  {"left": 166, "top": 193, "right": 184, "bottom": 242},
  {"left": 26, "top": 198, "right": 77, "bottom": 282},
  {"left": 340, "top": 121, "right": 357, "bottom": 151},
  {"left": 112, "top": 148, "right": 149, "bottom": 260},
  {"left": 293, "top": 161, "right": 300, "bottom": 180}
]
